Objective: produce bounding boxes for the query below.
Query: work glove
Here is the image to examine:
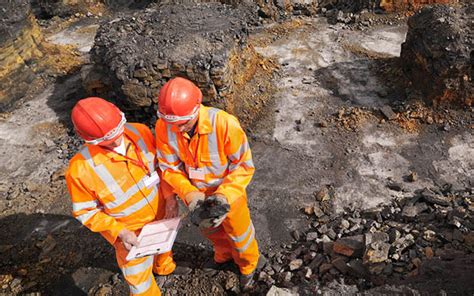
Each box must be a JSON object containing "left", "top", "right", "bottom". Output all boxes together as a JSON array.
[
  {"left": 185, "top": 191, "right": 206, "bottom": 211},
  {"left": 163, "top": 195, "right": 179, "bottom": 219},
  {"left": 118, "top": 228, "right": 138, "bottom": 251},
  {"left": 190, "top": 194, "right": 230, "bottom": 228}
]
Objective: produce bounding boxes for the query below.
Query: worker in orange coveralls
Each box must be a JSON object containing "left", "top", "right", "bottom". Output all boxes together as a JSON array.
[
  {"left": 154, "top": 77, "right": 265, "bottom": 290},
  {"left": 66, "top": 97, "right": 178, "bottom": 296}
]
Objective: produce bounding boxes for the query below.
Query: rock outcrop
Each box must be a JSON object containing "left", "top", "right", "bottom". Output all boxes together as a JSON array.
[{"left": 401, "top": 3, "right": 473, "bottom": 106}]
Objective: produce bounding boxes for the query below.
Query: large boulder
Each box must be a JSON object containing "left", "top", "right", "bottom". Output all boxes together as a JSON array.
[
  {"left": 400, "top": 3, "right": 473, "bottom": 106},
  {"left": 88, "top": 2, "right": 269, "bottom": 121},
  {"left": 0, "top": 0, "right": 44, "bottom": 111}
]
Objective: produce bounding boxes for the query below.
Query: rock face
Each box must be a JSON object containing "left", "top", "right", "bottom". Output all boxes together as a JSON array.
[
  {"left": 0, "top": 0, "right": 44, "bottom": 111},
  {"left": 89, "top": 2, "right": 260, "bottom": 117},
  {"left": 380, "top": 0, "right": 458, "bottom": 12},
  {"left": 319, "top": 0, "right": 457, "bottom": 12},
  {"left": 401, "top": 3, "right": 473, "bottom": 107}
]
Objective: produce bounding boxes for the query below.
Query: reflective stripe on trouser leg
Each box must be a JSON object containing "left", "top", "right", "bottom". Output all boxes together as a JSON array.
[
  {"left": 222, "top": 196, "right": 260, "bottom": 275},
  {"left": 201, "top": 225, "right": 233, "bottom": 264},
  {"left": 115, "top": 242, "right": 161, "bottom": 296},
  {"left": 152, "top": 251, "right": 176, "bottom": 276}
]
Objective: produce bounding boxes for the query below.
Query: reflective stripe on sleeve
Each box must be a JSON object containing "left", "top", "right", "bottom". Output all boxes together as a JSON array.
[
  {"left": 72, "top": 200, "right": 99, "bottom": 212},
  {"left": 75, "top": 209, "right": 100, "bottom": 224},
  {"left": 156, "top": 149, "right": 179, "bottom": 163},
  {"left": 229, "top": 141, "right": 250, "bottom": 162}
]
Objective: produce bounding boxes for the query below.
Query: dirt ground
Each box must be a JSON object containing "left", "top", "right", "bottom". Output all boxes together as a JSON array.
[{"left": 0, "top": 10, "right": 473, "bottom": 296}]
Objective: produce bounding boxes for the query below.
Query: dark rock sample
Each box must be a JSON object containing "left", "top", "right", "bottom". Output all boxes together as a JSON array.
[{"left": 400, "top": 3, "right": 473, "bottom": 107}]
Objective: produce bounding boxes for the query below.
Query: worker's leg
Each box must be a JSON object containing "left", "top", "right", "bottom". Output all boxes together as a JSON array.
[
  {"left": 201, "top": 225, "right": 233, "bottom": 263},
  {"left": 221, "top": 196, "right": 260, "bottom": 275},
  {"left": 153, "top": 251, "right": 176, "bottom": 275},
  {"left": 115, "top": 242, "right": 161, "bottom": 296}
]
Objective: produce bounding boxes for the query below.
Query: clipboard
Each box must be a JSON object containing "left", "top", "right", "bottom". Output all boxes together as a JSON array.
[{"left": 126, "top": 217, "right": 181, "bottom": 261}]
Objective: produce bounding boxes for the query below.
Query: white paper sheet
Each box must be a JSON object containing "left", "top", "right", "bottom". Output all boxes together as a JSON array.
[{"left": 126, "top": 217, "right": 181, "bottom": 261}]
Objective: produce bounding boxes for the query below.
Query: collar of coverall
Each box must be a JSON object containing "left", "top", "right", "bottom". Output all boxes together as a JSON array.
[
  {"left": 87, "top": 124, "right": 142, "bottom": 166},
  {"left": 170, "top": 104, "right": 213, "bottom": 135}
]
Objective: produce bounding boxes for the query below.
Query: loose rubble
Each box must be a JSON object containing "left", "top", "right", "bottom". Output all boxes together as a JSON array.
[{"left": 255, "top": 183, "right": 473, "bottom": 293}]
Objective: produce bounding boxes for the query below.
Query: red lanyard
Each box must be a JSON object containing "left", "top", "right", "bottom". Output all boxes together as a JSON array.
[
  {"left": 106, "top": 136, "right": 150, "bottom": 174},
  {"left": 183, "top": 132, "right": 200, "bottom": 168}
]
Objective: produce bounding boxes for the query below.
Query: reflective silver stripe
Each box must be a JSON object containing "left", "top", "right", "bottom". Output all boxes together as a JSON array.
[
  {"left": 125, "top": 124, "right": 154, "bottom": 172},
  {"left": 81, "top": 147, "right": 124, "bottom": 196},
  {"left": 236, "top": 224, "right": 255, "bottom": 253},
  {"left": 159, "top": 161, "right": 184, "bottom": 172},
  {"left": 193, "top": 178, "right": 224, "bottom": 189},
  {"left": 109, "top": 187, "right": 157, "bottom": 218},
  {"left": 229, "top": 159, "right": 254, "bottom": 172},
  {"left": 207, "top": 108, "right": 220, "bottom": 160},
  {"left": 166, "top": 124, "right": 180, "bottom": 154},
  {"left": 104, "top": 178, "right": 147, "bottom": 210},
  {"left": 229, "top": 222, "right": 252, "bottom": 243},
  {"left": 76, "top": 209, "right": 100, "bottom": 224},
  {"left": 122, "top": 256, "right": 153, "bottom": 277},
  {"left": 156, "top": 148, "right": 179, "bottom": 163},
  {"left": 229, "top": 141, "right": 250, "bottom": 162},
  {"left": 129, "top": 276, "right": 153, "bottom": 295},
  {"left": 72, "top": 200, "right": 98, "bottom": 212}
]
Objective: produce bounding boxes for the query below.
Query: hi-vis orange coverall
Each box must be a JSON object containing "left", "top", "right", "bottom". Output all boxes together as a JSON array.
[
  {"left": 155, "top": 105, "right": 259, "bottom": 275},
  {"left": 66, "top": 123, "right": 175, "bottom": 296}
]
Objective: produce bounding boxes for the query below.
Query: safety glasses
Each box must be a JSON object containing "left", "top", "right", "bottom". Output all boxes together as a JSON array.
[
  {"left": 157, "top": 105, "right": 200, "bottom": 123},
  {"left": 85, "top": 112, "right": 127, "bottom": 145}
]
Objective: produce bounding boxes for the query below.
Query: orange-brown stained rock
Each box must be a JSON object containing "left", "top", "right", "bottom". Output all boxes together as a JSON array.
[{"left": 380, "top": 0, "right": 458, "bottom": 12}]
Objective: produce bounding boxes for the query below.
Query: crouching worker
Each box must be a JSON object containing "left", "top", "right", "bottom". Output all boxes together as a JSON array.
[
  {"left": 66, "top": 97, "right": 178, "bottom": 296},
  {"left": 154, "top": 78, "right": 265, "bottom": 290}
]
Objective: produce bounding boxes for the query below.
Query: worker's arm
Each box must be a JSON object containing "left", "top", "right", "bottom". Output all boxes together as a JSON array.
[
  {"left": 214, "top": 115, "right": 255, "bottom": 204},
  {"left": 155, "top": 122, "right": 199, "bottom": 203},
  {"left": 66, "top": 163, "right": 126, "bottom": 245}
]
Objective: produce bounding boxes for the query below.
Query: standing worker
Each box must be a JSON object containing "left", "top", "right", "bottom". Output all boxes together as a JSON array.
[
  {"left": 154, "top": 77, "right": 264, "bottom": 290},
  {"left": 66, "top": 97, "right": 178, "bottom": 296}
]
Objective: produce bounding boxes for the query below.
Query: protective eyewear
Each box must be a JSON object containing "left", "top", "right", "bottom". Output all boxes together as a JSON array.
[
  {"left": 85, "top": 112, "right": 127, "bottom": 145},
  {"left": 157, "top": 105, "right": 200, "bottom": 123}
]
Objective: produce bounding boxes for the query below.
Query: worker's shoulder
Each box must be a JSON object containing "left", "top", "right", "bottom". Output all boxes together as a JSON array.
[
  {"left": 66, "top": 147, "right": 90, "bottom": 175},
  {"left": 212, "top": 108, "right": 242, "bottom": 129},
  {"left": 126, "top": 122, "right": 153, "bottom": 137}
]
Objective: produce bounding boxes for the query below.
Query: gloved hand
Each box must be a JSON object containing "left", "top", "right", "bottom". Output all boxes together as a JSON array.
[
  {"left": 118, "top": 228, "right": 138, "bottom": 251},
  {"left": 190, "top": 194, "right": 230, "bottom": 228},
  {"left": 163, "top": 195, "right": 179, "bottom": 219},
  {"left": 206, "top": 194, "right": 229, "bottom": 228},
  {"left": 185, "top": 191, "right": 205, "bottom": 211}
]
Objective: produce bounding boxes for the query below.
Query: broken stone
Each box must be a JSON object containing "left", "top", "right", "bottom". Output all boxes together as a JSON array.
[
  {"left": 266, "top": 285, "right": 297, "bottom": 296},
  {"left": 326, "top": 229, "right": 337, "bottom": 240},
  {"left": 387, "top": 180, "right": 403, "bottom": 191},
  {"left": 306, "top": 232, "right": 318, "bottom": 241},
  {"left": 333, "top": 235, "right": 364, "bottom": 258},
  {"left": 424, "top": 247, "right": 434, "bottom": 259},
  {"left": 402, "top": 203, "right": 429, "bottom": 218},
  {"left": 365, "top": 232, "right": 389, "bottom": 245},
  {"left": 318, "top": 224, "right": 328, "bottom": 234},
  {"left": 423, "top": 230, "right": 437, "bottom": 242},
  {"left": 291, "top": 230, "right": 301, "bottom": 241},
  {"left": 388, "top": 228, "right": 401, "bottom": 243},
  {"left": 313, "top": 205, "right": 325, "bottom": 218},
  {"left": 303, "top": 206, "right": 314, "bottom": 215},
  {"left": 288, "top": 259, "right": 303, "bottom": 271},
  {"left": 347, "top": 259, "right": 367, "bottom": 278},
  {"left": 332, "top": 257, "right": 349, "bottom": 274},
  {"left": 380, "top": 105, "right": 397, "bottom": 120},
  {"left": 319, "top": 263, "right": 333, "bottom": 275},
  {"left": 302, "top": 266, "right": 312, "bottom": 279},
  {"left": 315, "top": 186, "right": 330, "bottom": 201},
  {"left": 364, "top": 241, "right": 390, "bottom": 264},
  {"left": 308, "top": 254, "right": 325, "bottom": 270},
  {"left": 407, "top": 171, "right": 417, "bottom": 182},
  {"left": 420, "top": 188, "right": 451, "bottom": 207},
  {"left": 340, "top": 219, "right": 350, "bottom": 230}
]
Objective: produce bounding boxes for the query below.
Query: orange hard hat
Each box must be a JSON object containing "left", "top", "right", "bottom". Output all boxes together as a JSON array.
[
  {"left": 157, "top": 77, "right": 202, "bottom": 125},
  {"left": 71, "top": 97, "right": 126, "bottom": 145}
]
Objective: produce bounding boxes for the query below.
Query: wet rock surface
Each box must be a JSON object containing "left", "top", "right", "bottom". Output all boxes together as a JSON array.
[{"left": 401, "top": 3, "right": 473, "bottom": 107}]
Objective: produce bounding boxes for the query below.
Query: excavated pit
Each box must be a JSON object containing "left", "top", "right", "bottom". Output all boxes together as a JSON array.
[{"left": 401, "top": 2, "right": 473, "bottom": 107}]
